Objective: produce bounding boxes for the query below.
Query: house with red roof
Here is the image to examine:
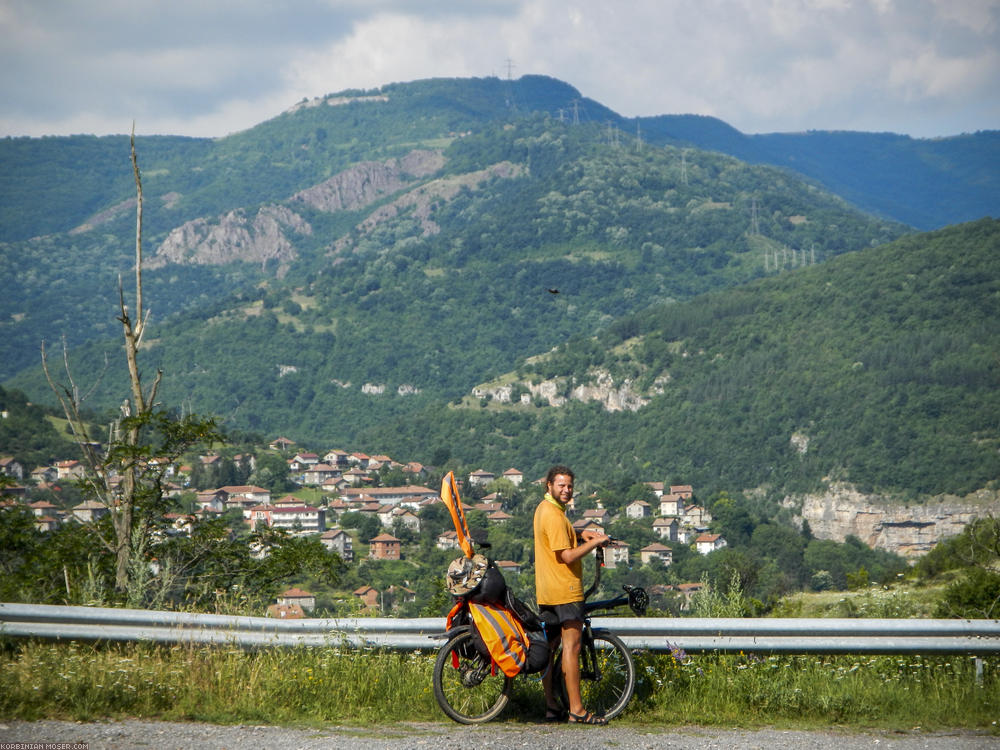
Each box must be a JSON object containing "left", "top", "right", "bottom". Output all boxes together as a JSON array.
[
  {"left": 370, "top": 533, "right": 401, "bottom": 560},
  {"left": 695, "top": 533, "right": 727, "bottom": 555},
  {"left": 639, "top": 542, "right": 673, "bottom": 566}
]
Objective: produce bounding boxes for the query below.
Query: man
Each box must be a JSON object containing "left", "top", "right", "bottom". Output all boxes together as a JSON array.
[{"left": 533, "top": 464, "right": 610, "bottom": 725}]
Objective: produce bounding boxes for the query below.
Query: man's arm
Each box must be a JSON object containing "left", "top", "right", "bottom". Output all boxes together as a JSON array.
[{"left": 554, "top": 530, "right": 609, "bottom": 565}]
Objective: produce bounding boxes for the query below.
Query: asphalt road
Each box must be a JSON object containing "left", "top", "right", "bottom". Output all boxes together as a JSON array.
[{"left": 1, "top": 720, "right": 997, "bottom": 750}]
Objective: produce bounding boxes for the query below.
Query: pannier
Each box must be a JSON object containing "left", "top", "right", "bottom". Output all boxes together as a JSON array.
[{"left": 446, "top": 553, "right": 548, "bottom": 676}]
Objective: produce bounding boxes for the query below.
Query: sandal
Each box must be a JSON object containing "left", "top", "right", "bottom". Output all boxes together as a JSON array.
[
  {"left": 544, "top": 707, "right": 567, "bottom": 722},
  {"left": 567, "top": 710, "right": 607, "bottom": 725}
]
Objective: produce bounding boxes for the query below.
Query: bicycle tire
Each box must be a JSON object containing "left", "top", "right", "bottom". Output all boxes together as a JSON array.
[
  {"left": 432, "top": 630, "right": 513, "bottom": 724},
  {"left": 553, "top": 630, "right": 636, "bottom": 720}
]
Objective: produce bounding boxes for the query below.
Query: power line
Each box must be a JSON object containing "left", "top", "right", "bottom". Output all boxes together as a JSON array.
[{"left": 503, "top": 58, "right": 517, "bottom": 113}]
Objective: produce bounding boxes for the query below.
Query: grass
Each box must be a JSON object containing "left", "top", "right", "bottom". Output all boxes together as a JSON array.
[
  {"left": 0, "top": 642, "right": 438, "bottom": 726},
  {"left": 1, "top": 640, "right": 997, "bottom": 731},
  {"left": 626, "top": 650, "right": 998, "bottom": 730},
  {"left": 770, "top": 582, "right": 949, "bottom": 619}
]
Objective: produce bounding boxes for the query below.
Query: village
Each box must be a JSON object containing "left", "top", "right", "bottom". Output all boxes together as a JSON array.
[{"left": 0, "top": 436, "right": 725, "bottom": 618}]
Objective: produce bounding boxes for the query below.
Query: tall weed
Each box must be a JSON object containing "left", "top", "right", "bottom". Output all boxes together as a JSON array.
[{"left": 1, "top": 641, "right": 996, "bottom": 730}]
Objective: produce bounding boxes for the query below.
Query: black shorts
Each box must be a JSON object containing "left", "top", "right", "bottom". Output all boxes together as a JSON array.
[{"left": 539, "top": 601, "right": 586, "bottom": 627}]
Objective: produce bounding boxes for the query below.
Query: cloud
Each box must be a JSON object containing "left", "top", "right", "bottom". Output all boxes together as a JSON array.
[{"left": 0, "top": 0, "right": 997, "bottom": 138}]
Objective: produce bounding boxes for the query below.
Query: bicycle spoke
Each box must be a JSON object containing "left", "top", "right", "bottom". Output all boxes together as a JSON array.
[
  {"left": 433, "top": 631, "right": 512, "bottom": 724},
  {"left": 555, "top": 630, "right": 636, "bottom": 720}
]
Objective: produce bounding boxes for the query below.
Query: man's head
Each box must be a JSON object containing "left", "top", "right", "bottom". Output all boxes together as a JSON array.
[{"left": 546, "top": 465, "right": 575, "bottom": 505}]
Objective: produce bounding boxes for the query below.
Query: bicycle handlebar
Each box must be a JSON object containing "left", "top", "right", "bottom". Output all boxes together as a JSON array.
[{"left": 583, "top": 538, "right": 648, "bottom": 616}]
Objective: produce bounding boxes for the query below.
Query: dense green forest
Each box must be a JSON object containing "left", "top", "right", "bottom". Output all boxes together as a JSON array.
[
  {"left": 0, "top": 385, "right": 77, "bottom": 471},
  {"left": 357, "top": 219, "right": 1000, "bottom": 498},
  {"left": 5, "top": 114, "right": 904, "bottom": 429}
]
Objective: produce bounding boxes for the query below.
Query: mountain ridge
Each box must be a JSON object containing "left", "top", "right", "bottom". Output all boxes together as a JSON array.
[{"left": 2, "top": 75, "right": 996, "bottom": 244}]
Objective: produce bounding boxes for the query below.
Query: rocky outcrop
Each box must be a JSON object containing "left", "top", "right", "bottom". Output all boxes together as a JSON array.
[
  {"left": 473, "top": 369, "right": 669, "bottom": 412},
  {"left": 567, "top": 370, "right": 661, "bottom": 412},
  {"left": 285, "top": 93, "right": 389, "bottom": 114},
  {"left": 330, "top": 160, "right": 523, "bottom": 256},
  {"left": 291, "top": 150, "right": 444, "bottom": 213},
  {"left": 792, "top": 482, "right": 1000, "bottom": 558},
  {"left": 147, "top": 149, "right": 443, "bottom": 273},
  {"left": 148, "top": 205, "right": 310, "bottom": 273}
]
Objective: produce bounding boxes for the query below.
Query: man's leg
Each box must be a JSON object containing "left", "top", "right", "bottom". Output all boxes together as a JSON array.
[
  {"left": 542, "top": 649, "right": 557, "bottom": 709},
  {"left": 559, "top": 620, "right": 585, "bottom": 716}
]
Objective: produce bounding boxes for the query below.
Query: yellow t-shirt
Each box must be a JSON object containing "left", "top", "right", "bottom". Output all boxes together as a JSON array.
[{"left": 533, "top": 494, "right": 583, "bottom": 605}]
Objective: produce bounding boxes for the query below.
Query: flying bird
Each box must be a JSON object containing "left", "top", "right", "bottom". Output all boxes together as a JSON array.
[{"left": 546, "top": 288, "right": 559, "bottom": 294}]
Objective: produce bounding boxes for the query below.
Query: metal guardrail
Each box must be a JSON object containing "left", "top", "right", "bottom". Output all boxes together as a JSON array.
[{"left": 2, "top": 602, "right": 999, "bottom": 655}]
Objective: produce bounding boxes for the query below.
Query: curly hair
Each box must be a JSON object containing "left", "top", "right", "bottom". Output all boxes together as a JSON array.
[{"left": 545, "top": 465, "right": 575, "bottom": 485}]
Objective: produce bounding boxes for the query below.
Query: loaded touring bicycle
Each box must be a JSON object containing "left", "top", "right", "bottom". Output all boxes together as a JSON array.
[{"left": 432, "top": 472, "right": 648, "bottom": 724}]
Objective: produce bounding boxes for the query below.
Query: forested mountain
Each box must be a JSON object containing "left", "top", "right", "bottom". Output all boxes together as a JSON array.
[
  {"left": 5, "top": 116, "right": 902, "bottom": 432},
  {"left": 2, "top": 76, "right": 995, "bottom": 380},
  {"left": 359, "top": 218, "right": 999, "bottom": 499},
  {"left": 2, "top": 76, "right": 997, "bottom": 503},
  {"left": 3, "top": 76, "right": 995, "bottom": 242},
  {"left": 639, "top": 117, "right": 1000, "bottom": 231}
]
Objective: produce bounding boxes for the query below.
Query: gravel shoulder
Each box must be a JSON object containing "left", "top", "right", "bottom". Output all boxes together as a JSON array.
[{"left": 1, "top": 720, "right": 997, "bottom": 750}]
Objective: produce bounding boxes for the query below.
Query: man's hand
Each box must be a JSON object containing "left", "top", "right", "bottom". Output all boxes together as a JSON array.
[
  {"left": 580, "top": 529, "right": 611, "bottom": 547},
  {"left": 557, "top": 529, "right": 612, "bottom": 565}
]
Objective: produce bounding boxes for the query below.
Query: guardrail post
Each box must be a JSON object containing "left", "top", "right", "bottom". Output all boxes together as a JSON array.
[{"left": 975, "top": 656, "right": 984, "bottom": 686}]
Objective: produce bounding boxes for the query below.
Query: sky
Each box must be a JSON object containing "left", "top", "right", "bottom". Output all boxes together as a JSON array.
[{"left": 1, "top": 0, "right": 998, "bottom": 140}]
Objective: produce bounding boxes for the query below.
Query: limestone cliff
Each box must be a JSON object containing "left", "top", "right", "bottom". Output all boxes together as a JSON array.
[
  {"left": 290, "top": 149, "right": 444, "bottom": 213},
  {"left": 148, "top": 149, "right": 445, "bottom": 273},
  {"left": 148, "top": 205, "right": 309, "bottom": 274},
  {"left": 329, "top": 160, "right": 524, "bottom": 256},
  {"left": 790, "top": 482, "right": 999, "bottom": 558},
  {"left": 473, "top": 369, "right": 669, "bottom": 412}
]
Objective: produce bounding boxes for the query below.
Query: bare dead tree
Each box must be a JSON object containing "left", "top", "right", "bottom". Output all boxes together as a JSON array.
[{"left": 42, "top": 125, "right": 203, "bottom": 596}]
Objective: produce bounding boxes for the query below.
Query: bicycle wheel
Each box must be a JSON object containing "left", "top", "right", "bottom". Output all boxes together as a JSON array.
[
  {"left": 553, "top": 630, "right": 636, "bottom": 720},
  {"left": 432, "top": 629, "right": 513, "bottom": 724}
]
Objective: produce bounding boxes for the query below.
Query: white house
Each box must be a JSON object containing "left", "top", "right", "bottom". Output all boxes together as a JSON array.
[
  {"left": 659, "top": 493, "right": 684, "bottom": 517},
  {"left": 302, "top": 463, "right": 340, "bottom": 485},
  {"left": 496, "top": 560, "right": 522, "bottom": 575},
  {"left": 581, "top": 508, "right": 610, "bottom": 526},
  {"left": 250, "top": 503, "right": 325, "bottom": 534},
  {"left": 277, "top": 587, "right": 315, "bottom": 613},
  {"left": 695, "top": 533, "right": 727, "bottom": 555},
  {"left": 501, "top": 468, "right": 524, "bottom": 486},
  {"left": 0, "top": 456, "right": 25, "bottom": 479},
  {"left": 219, "top": 485, "right": 271, "bottom": 508},
  {"left": 487, "top": 510, "right": 513, "bottom": 524},
  {"left": 625, "top": 499, "right": 651, "bottom": 519},
  {"left": 339, "top": 486, "right": 438, "bottom": 506},
  {"left": 320, "top": 527, "right": 354, "bottom": 562},
  {"left": 195, "top": 489, "right": 227, "bottom": 513},
  {"left": 71, "top": 499, "right": 108, "bottom": 523},
  {"left": 652, "top": 516, "right": 679, "bottom": 541},
  {"left": 56, "top": 460, "right": 85, "bottom": 480},
  {"left": 604, "top": 540, "right": 631, "bottom": 569},
  {"left": 639, "top": 542, "right": 673, "bottom": 566},
  {"left": 468, "top": 469, "right": 495, "bottom": 487},
  {"left": 436, "top": 530, "right": 460, "bottom": 551},
  {"left": 323, "top": 449, "right": 350, "bottom": 467},
  {"left": 682, "top": 504, "right": 712, "bottom": 527}
]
